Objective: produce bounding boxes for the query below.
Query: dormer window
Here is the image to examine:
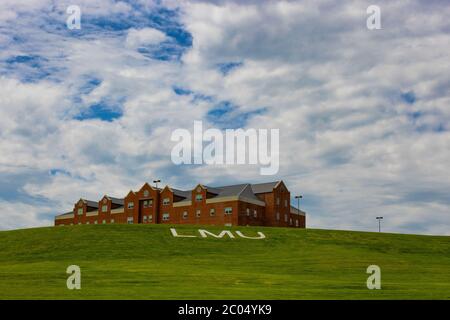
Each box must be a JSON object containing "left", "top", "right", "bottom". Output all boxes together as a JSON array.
[
  {"left": 195, "top": 194, "right": 203, "bottom": 201},
  {"left": 163, "top": 198, "right": 170, "bottom": 205}
]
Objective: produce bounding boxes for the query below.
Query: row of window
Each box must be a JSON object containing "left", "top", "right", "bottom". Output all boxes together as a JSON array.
[
  {"left": 276, "top": 197, "right": 289, "bottom": 208},
  {"left": 67, "top": 219, "right": 115, "bottom": 225},
  {"left": 127, "top": 198, "right": 170, "bottom": 209},
  {"left": 245, "top": 208, "right": 258, "bottom": 218}
]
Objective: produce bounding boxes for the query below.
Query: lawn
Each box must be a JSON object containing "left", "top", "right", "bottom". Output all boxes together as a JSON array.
[{"left": 0, "top": 224, "right": 449, "bottom": 299}]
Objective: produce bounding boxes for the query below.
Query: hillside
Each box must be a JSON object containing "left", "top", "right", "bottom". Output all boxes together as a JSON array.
[{"left": 0, "top": 224, "right": 449, "bottom": 299}]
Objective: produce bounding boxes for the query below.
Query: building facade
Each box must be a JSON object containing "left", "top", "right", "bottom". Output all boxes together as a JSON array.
[{"left": 54, "top": 181, "right": 306, "bottom": 228}]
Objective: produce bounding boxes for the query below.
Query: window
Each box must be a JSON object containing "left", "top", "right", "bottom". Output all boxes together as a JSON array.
[
  {"left": 210, "top": 208, "right": 215, "bottom": 216},
  {"left": 224, "top": 207, "right": 232, "bottom": 215},
  {"left": 285, "top": 199, "right": 288, "bottom": 207},
  {"left": 253, "top": 210, "right": 257, "bottom": 218},
  {"left": 195, "top": 194, "right": 203, "bottom": 201},
  {"left": 162, "top": 213, "right": 170, "bottom": 221},
  {"left": 102, "top": 205, "right": 108, "bottom": 212},
  {"left": 276, "top": 197, "right": 280, "bottom": 205},
  {"left": 183, "top": 211, "right": 188, "bottom": 219},
  {"left": 295, "top": 220, "right": 299, "bottom": 227},
  {"left": 149, "top": 214, "right": 153, "bottom": 221},
  {"left": 143, "top": 190, "right": 149, "bottom": 197},
  {"left": 290, "top": 218, "right": 293, "bottom": 225},
  {"left": 77, "top": 208, "right": 83, "bottom": 215},
  {"left": 246, "top": 208, "right": 250, "bottom": 216},
  {"left": 163, "top": 198, "right": 170, "bottom": 205},
  {"left": 94, "top": 221, "right": 98, "bottom": 224},
  {"left": 143, "top": 199, "right": 153, "bottom": 208},
  {"left": 78, "top": 222, "right": 81, "bottom": 225},
  {"left": 143, "top": 215, "right": 147, "bottom": 222},
  {"left": 86, "top": 221, "right": 90, "bottom": 225},
  {"left": 102, "top": 219, "right": 106, "bottom": 224},
  {"left": 284, "top": 214, "right": 288, "bottom": 223},
  {"left": 196, "top": 209, "right": 201, "bottom": 218},
  {"left": 127, "top": 217, "right": 133, "bottom": 224},
  {"left": 128, "top": 202, "right": 134, "bottom": 209},
  {"left": 276, "top": 212, "right": 280, "bottom": 221},
  {"left": 111, "top": 219, "right": 114, "bottom": 224}
]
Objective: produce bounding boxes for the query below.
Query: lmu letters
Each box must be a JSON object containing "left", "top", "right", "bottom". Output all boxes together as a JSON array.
[{"left": 170, "top": 228, "right": 266, "bottom": 239}]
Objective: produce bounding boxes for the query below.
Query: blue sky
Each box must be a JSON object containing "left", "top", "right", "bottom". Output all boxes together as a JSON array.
[{"left": 0, "top": 0, "right": 449, "bottom": 235}]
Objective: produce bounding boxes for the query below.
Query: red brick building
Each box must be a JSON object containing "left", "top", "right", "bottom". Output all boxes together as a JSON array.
[{"left": 54, "top": 181, "right": 306, "bottom": 228}]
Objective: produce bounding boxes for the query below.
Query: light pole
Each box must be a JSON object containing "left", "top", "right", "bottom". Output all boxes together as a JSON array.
[
  {"left": 376, "top": 216, "right": 383, "bottom": 232},
  {"left": 295, "top": 195, "right": 304, "bottom": 228},
  {"left": 153, "top": 179, "right": 161, "bottom": 189},
  {"left": 294, "top": 195, "right": 303, "bottom": 212}
]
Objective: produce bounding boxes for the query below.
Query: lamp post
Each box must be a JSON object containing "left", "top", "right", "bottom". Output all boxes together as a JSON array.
[
  {"left": 376, "top": 216, "right": 383, "bottom": 232},
  {"left": 294, "top": 195, "right": 303, "bottom": 213},
  {"left": 295, "top": 195, "right": 304, "bottom": 228},
  {"left": 153, "top": 179, "right": 161, "bottom": 189}
]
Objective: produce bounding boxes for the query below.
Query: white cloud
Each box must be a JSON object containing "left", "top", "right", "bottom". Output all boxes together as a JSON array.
[{"left": 126, "top": 28, "right": 168, "bottom": 48}]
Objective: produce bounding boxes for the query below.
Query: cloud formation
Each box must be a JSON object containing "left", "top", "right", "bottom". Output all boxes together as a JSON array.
[{"left": 0, "top": 0, "right": 449, "bottom": 235}]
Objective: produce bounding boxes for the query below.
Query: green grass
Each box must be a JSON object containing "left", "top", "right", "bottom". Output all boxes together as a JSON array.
[{"left": 0, "top": 224, "right": 449, "bottom": 299}]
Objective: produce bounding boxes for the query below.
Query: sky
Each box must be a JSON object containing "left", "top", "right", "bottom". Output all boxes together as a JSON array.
[{"left": 0, "top": 0, "right": 449, "bottom": 235}]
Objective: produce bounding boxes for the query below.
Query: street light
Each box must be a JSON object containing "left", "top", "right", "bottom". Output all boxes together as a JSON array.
[
  {"left": 295, "top": 195, "right": 304, "bottom": 228},
  {"left": 153, "top": 179, "right": 161, "bottom": 189},
  {"left": 294, "top": 195, "right": 303, "bottom": 212},
  {"left": 376, "top": 216, "right": 383, "bottom": 232}
]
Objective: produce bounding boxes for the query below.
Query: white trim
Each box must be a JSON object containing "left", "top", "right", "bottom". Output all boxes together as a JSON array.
[
  {"left": 173, "top": 200, "right": 192, "bottom": 207},
  {"left": 55, "top": 213, "right": 74, "bottom": 220}
]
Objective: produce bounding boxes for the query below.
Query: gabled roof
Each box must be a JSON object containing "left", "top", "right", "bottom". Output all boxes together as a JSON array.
[
  {"left": 290, "top": 206, "right": 306, "bottom": 216},
  {"left": 204, "top": 186, "right": 222, "bottom": 195},
  {"left": 82, "top": 199, "right": 99, "bottom": 208},
  {"left": 108, "top": 196, "right": 124, "bottom": 206},
  {"left": 56, "top": 211, "right": 73, "bottom": 218},
  {"left": 173, "top": 188, "right": 192, "bottom": 200},
  {"left": 250, "top": 181, "right": 280, "bottom": 194}
]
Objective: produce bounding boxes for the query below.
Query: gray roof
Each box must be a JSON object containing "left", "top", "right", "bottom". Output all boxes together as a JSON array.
[
  {"left": 204, "top": 184, "right": 266, "bottom": 204},
  {"left": 211, "top": 184, "right": 248, "bottom": 197},
  {"left": 290, "top": 206, "right": 306, "bottom": 216},
  {"left": 250, "top": 181, "right": 280, "bottom": 194},
  {"left": 84, "top": 199, "right": 99, "bottom": 208},
  {"left": 107, "top": 196, "right": 124, "bottom": 206},
  {"left": 204, "top": 186, "right": 222, "bottom": 194},
  {"left": 172, "top": 188, "right": 192, "bottom": 200},
  {"left": 56, "top": 211, "right": 73, "bottom": 218}
]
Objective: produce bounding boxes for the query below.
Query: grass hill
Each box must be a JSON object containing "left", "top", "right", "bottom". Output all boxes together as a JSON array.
[{"left": 0, "top": 224, "right": 449, "bottom": 299}]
